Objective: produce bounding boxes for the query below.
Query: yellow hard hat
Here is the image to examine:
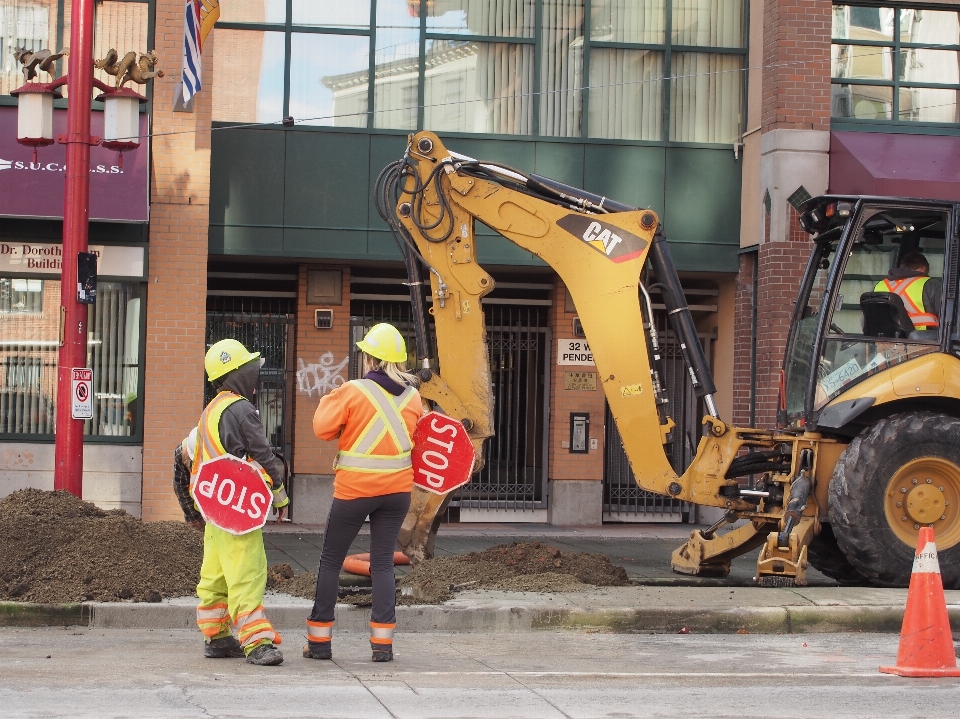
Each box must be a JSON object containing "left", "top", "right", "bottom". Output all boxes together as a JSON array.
[
  {"left": 356, "top": 323, "right": 407, "bottom": 363},
  {"left": 205, "top": 339, "right": 260, "bottom": 381}
]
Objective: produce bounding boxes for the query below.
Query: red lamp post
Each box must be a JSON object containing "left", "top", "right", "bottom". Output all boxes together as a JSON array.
[{"left": 10, "top": 0, "right": 148, "bottom": 497}]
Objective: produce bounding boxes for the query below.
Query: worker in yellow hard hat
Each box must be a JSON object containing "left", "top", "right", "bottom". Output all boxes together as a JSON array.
[
  {"left": 303, "top": 323, "right": 422, "bottom": 663},
  {"left": 190, "top": 338, "right": 290, "bottom": 666}
]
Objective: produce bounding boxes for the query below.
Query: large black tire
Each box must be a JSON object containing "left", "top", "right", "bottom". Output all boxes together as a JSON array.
[
  {"left": 806, "top": 523, "right": 869, "bottom": 585},
  {"left": 829, "top": 412, "right": 960, "bottom": 589}
]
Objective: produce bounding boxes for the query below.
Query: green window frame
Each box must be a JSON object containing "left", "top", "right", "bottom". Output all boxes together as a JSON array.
[
  {"left": 831, "top": 3, "right": 960, "bottom": 133},
  {"left": 215, "top": 0, "right": 747, "bottom": 147}
]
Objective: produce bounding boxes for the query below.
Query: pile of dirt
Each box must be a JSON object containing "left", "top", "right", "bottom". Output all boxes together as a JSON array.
[
  {"left": 267, "top": 542, "right": 629, "bottom": 605},
  {"left": 397, "top": 542, "right": 629, "bottom": 603},
  {"left": 0, "top": 489, "right": 203, "bottom": 603}
]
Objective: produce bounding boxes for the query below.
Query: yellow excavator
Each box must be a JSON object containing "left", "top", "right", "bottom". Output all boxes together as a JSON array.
[{"left": 378, "top": 131, "right": 960, "bottom": 588}]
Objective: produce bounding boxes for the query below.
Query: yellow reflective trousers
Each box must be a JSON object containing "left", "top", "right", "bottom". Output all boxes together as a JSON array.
[{"left": 196, "top": 523, "right": 281, "bottom": 654}]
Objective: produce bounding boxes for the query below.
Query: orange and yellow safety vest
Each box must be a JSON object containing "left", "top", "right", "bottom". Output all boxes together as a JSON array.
[
  {"left": 874, "top": 276, "right": 939, "bottom": 330},
  {"left": 190, "top": 391, "right": 288, "bottom": 508}
]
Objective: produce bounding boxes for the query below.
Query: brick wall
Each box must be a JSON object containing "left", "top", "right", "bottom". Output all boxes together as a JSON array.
[
  {"left": 761, "top": 0, "right": 832, "bottom": 131},
  {"left": 752, "top": 205, "right": 811, "bottom": 429},
  {"left": 140, "top": 2, "right": 215, "bottom": 520},
  {"left": 291, "top": 265, "right": 351, "bottom": 475},
  {"left": 732, "top": 251, "right": 756, "bottom": 427},
  {"left": 548, "top": 279, "right": 606, "bottom": 482}
]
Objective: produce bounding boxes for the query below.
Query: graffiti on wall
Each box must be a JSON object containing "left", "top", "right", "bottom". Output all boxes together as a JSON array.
[{"left": 296, "top": 353, "right": 349, "bottom": 397}]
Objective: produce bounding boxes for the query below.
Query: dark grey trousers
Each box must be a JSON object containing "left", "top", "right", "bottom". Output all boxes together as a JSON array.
[{"left": 309, "top": 492, "right": 411, "bottom": 627}]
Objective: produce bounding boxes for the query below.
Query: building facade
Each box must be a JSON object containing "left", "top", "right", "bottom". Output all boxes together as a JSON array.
[{"left": 1, "top": 0, "right": 954, "bottom": 526}]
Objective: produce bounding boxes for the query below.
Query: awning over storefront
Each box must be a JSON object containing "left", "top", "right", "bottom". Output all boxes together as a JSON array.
[{"left": 830, "top": 130, "right": 960, "bottom": 201}]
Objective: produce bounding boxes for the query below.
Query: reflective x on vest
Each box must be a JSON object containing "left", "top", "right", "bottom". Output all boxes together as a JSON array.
[
  {"left": 875, "top": 276, "right": 939, "bottom": 329},
  {"left": 334, "top": 379, "right": 416, "bottom": 473}
]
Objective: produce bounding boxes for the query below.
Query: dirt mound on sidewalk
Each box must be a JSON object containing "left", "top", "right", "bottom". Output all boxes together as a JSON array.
[
  {"left": 0, "top": 489, "right": 202, "bottom": 603},
  {"left": 397, "top": 542, "right": 629, "bottom": 602},
  {"left": 270, "top": 542, "right": 629, "bottom": 605}
]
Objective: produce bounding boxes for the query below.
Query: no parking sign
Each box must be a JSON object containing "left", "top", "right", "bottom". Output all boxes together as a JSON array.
[{"left": 71, "top": 368, "right": 93, "bottom": 420}]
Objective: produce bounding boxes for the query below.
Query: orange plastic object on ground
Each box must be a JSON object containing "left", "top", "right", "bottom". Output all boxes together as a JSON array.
[
  {"left": 880, "top": 526, "right": 960, "bottom": 677},
  {"left": 342, "top": 552, "right": 411, "bottom": 577}
]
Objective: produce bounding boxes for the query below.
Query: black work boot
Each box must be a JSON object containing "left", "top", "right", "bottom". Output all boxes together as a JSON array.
[
  {"left": 303, "top": 642, "right": 332, "bottom": 660},
  {"left": 204, "top": 636, "right": 245, "bottom": 659},
  {"left": 371, "top": 645, "right": 393, "bottom": 662},
  {"left": 246, "top": 643, "right": 284, "bottom": 666}
]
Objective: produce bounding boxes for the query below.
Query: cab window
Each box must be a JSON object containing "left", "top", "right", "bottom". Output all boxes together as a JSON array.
[{"left": 816, "top": 207, "right": 947, "bottom": 409}]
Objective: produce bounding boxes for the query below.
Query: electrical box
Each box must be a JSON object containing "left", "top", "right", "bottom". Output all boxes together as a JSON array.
[
  {"left": 572, "top": 317, "right": 585, "bottom": 337},
  {"left": 77, "top": 252, "right": 97, "bottom": 304},
  {"left": 315, "top": 309, "right": 334, "bottom": 329},
  {"left": 307, "top": 269, "right": 342, "bottom": 305},
  {"left": 569, "top": 412, "right": 589, "bottom": 453}
]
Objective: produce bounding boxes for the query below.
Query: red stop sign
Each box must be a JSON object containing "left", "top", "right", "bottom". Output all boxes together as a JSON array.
[
  {"left": 191, "top": 455, "right": 273, "bottom": 535},
  {"left": 412, "top": 411, "right": 476, "bottom": 495}
]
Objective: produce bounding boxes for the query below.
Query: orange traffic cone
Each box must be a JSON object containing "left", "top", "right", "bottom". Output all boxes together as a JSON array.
[{"left": 880, "top": 526, "right": 960, "bottom": 677}]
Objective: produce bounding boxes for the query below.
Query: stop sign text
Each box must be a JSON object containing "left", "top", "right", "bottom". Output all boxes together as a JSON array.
[
  {"left": 191, "top": 455, "right": 273, "bottom": 535},
  {"left": 412, "top": 412, "right": 476, "bottom": 495}
]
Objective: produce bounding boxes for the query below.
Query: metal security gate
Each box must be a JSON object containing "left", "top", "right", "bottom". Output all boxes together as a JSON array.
[
  {"left": 204, "top": 311, "right": 295, "bottom": 457},
  {"left": 603, "top": 303, "right": 716, "bottom": 522},
  {"left": 350, "top": 291, "right": 550, "bottom": 513},
  {"left": 459, "top": 306, "right": 549, "bottom": 511}
]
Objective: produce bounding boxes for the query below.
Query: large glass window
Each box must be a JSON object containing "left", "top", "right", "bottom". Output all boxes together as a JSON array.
[
  {"left": 213, "top": 0, "right": 746, "bottom": 144},
  {"left": 832, "top": 4, "right": 960, "bottom": 127},
  {"left": 0, "top": 277, "right": 143, "bottom": 437}
]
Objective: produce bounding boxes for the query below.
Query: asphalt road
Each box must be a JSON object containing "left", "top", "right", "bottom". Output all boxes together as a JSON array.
[{"left": 2, "top": 627, "right": 957, "bottom": 718}]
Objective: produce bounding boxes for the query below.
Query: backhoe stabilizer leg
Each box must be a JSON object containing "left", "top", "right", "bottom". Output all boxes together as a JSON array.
[
  {"left": 671, "top": 520, "right": 771, "bottom": 577},
  {"left": 397, "top": 487, "right": 453, "bottom": 565},
  {"left": 755, "top": 516, "right": 818, "bottom": 587}
]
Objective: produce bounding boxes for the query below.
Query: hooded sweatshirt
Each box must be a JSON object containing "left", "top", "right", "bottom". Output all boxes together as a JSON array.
[{"left": 210, "top": 360, "right": 286, "bottom": 494}]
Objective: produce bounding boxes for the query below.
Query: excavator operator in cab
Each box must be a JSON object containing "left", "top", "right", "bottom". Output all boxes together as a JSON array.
[{"left": 875, "top": 251, "right": 942, "bottom": 331}]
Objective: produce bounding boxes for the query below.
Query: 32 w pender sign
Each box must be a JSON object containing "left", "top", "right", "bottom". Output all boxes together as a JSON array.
[
  {"left": 190, "top": 455, "right": 273, "bottom": 535},
  {"left": 412, "top": 412, "right": 476, "bottom": 495}
]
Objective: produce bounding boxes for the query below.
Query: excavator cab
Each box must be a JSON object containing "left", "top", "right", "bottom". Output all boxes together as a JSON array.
[
  {"left": 774, "top": 196, "right": 960, "bottom": 587},
  {"left": 783, "top": 197, "right": 957, "bottom": 434}
]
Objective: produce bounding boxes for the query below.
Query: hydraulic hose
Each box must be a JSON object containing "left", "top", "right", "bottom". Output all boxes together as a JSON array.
[{"left": 647, "top": 231, "right": 718, "bottom": 406}]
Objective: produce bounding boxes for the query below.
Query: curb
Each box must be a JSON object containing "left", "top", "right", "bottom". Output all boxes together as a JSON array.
[{"left": 5, "top": 600, "right": 957, "bottom": 634}]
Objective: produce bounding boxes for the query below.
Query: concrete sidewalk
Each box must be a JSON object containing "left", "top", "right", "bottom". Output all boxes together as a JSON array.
[
  {"left": 262, "top": 522, "right": 840, "bottom": 586},
  {"left": 5, "top": 584, "right": 956, "bottom": 635}
]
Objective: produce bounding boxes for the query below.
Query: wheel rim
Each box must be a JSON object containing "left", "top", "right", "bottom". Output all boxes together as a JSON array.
[{"left": 884, "top": 457, "right": 960, "bottom": 550}]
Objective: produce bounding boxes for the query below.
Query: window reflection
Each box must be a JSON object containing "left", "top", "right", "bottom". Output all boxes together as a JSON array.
[
  {"left": 900, "top": 9, "right": 960, "bottom": 46},
  {"left": 831, "top": 44, "right": 893, "bottom": 81},
  {"left": 832, "top": 5, "right": 895, "bottom": 41},
  {"left": 591, "top": 0, "right": 665, "bottom": 44},
  {"left": 213, "top": 30, "right": 285, "bottom": 123},
  {"left": 422, "top": 41, "right": 533, "bottom": 134},
  {"left": 0, "top": 0, "right": 58, "bottom": 96},
  {"left": 899, "top": 87, "right": 960, "bottom": 123},
  {"left": 299, "top": 34, "right": 370, "bottom": 127},
  {"left": 219, "top": 0, "right": 285, "bottom": 24},
  {"left": 831, "top": 84, "right": 892, "bottom": 120},
  {"left": 426, "top": 0, "right": 535, "bottom": 38},
  {"left": 292, "top": 0, "right": 370, "bottom": 30}
]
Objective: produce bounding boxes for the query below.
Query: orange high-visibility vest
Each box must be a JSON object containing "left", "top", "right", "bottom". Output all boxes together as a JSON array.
[{"left": 874, "top": 276, "right": 939, "bottom": 330}]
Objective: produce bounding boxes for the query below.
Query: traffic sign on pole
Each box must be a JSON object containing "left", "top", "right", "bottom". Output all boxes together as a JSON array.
[
  {"left": 412, "top": 411, "right": 476, "bottom": 495},
  {"left": 190, "top": 455, "right": 274, "bottom": 535},
  {"left": 71, "top": 368, "right": 92, "bottom": 420}
]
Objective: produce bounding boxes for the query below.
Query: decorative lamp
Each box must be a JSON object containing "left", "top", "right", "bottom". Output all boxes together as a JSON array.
[
  {"left": 10, "top": 83, "right": 62, "bottom": 161},
  {"left": 97, "top": 87, "right": 147, "bottom": 153}
]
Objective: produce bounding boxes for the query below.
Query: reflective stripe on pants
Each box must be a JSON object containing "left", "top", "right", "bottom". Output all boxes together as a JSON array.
[
  {"left": 196, "top": 602, "right": 230, "bottom": 638},
  {"left": 236, "top": 605, "right": 281, "bottom": 649},
  {"left": 370, "top": 621, "right": 395, "bottom": 645},
  {"left": 306, "top": 620, "right": 334, "bottom": 643}
]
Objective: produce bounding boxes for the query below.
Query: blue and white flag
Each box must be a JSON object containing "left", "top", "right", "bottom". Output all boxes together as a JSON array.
[{"left": 180, "top": 0, "right": 203, "bottom": 108}]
